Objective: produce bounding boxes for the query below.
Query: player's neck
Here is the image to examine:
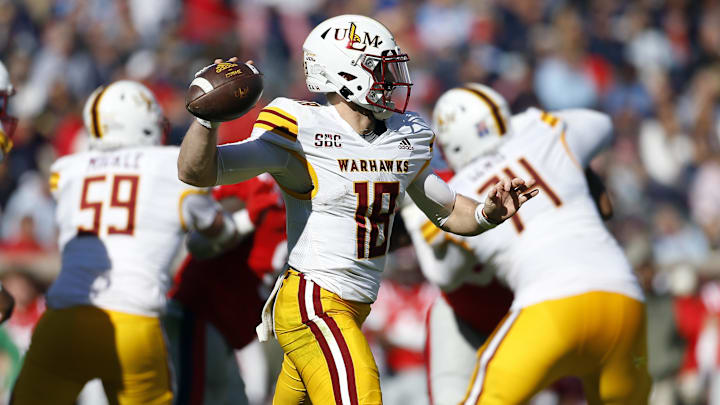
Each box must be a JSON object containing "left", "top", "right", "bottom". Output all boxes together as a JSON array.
[{"left": 327, "top": 93, "right": 377, "bottom": 135}]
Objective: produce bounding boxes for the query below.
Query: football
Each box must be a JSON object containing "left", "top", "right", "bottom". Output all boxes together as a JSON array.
[{"left": 186, "top": 62, "right": 263, "bottom": 122}]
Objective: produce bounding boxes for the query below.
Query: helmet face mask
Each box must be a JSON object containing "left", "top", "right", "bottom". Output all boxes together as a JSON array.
[
  {"left": 362, "top": 52, "right": 411, "bottom": 114},
  {"left": 303, "top": 15, "right": 413, "bottom": 119}
]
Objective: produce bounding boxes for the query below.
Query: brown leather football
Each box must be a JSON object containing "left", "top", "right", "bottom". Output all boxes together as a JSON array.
[{"left": 186, "top": 62, "right": 263, "bottom": 122}]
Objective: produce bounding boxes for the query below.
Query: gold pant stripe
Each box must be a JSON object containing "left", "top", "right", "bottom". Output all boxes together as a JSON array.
[
  {"left": 463, "top": 291, "right": 650, "bottom": 405},
  {"left": 463, "top": 309, "right": 521, "bottom": 404}
]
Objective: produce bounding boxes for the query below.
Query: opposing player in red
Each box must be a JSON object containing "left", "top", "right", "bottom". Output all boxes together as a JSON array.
[{"left": 166, "top": 174, "right": 287, "bottom": 405}]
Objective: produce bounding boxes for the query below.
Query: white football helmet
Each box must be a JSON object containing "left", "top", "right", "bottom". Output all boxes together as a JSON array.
[
  {"left": 303, "top": 14, "right": 412, "bottom": 120},
  {"left": 83, "top": 80, "right": 167, "bottom": 151},
  {"left": 432, "top": 83, "right": 512, "bottom": 171}
]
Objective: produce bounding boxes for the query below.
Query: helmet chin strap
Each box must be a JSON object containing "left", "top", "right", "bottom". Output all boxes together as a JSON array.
[{"left": 372, "top": 109, "right": 393, "bottom": 120}]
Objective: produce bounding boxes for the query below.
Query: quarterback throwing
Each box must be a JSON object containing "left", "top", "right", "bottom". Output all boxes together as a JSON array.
[{"left": 178, "top": 15, "right": 537, "bottom": 405}]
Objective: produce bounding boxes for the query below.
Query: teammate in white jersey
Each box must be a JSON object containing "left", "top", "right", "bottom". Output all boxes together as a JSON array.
[
  {"left": 0, "top": 59, "right": 17, "bottom": 321},
  {"left": 403, "top": 83, "right": 651, "bottom": 404},
  {"left": 178, "top": 15, "right": 539, "bottom": 405},
  {"left": 12, "top": 81, "right": 239, "bottom": 405},
  {"left": 0, "top": 60, "right": 15, "bottom": 165}
]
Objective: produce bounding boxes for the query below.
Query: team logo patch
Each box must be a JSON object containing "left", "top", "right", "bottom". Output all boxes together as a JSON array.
[
  {"left": 476, "top": 121, "right": 491, "bottom": 138},
  {"left": 320, "top": 22, "right": 384, "bottom": 52},
  {"left": 398, "top": 137, "right": 413, "bottom": 150}
]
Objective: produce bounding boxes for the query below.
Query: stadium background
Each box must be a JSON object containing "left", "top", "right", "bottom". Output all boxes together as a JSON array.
[{"left": 0, "top": 0, "right": 719, "bottom": 404}]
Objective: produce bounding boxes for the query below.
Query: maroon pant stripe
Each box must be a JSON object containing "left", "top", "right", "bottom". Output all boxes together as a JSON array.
[
  {"left": 298, "top": 275, "right": 309, "bottom": 324},
  {"left": 298, "top": 273, "right": 343, "bottom": 405},
  {"left": 307, "top": 321, "right": 343, "bottom": 405},
  {"left": 312, "top": 283, "right": 323, "bottom": 318},
  {"left": 324, "top": 315, "right": 359, "bottom": 405}
]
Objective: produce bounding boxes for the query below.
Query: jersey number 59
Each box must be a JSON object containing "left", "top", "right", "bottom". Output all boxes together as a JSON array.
[{"left": 79, "top": 175, "right": 139, "bottom": 236}]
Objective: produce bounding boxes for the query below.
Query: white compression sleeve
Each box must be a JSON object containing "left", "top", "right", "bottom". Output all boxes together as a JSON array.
[
  {"left": 216, "top": 139, "right": 288, "bottom": 185},
  {"left": 406, "top": 166, "right": 457, "bottom": 227},
  {"left": 216, "top": 138, "right": 312, "bottom": 194}
]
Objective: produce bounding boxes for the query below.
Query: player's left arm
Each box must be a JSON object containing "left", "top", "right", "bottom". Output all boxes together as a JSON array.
[{"left": 406, "top": 166, "right": 538, "bottom": 236}]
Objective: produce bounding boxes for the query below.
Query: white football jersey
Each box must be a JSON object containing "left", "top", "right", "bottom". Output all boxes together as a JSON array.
[
  {"left": 47, "top": 146, "right": 209, "bottom": 316},
  {"left": 431, "top": 108, "right": 642, "bottom": 308},
  {"left": 232, "top": 97, "right": 435, "bottom": 303}
]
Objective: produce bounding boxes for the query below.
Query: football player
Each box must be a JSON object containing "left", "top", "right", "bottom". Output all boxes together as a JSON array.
[
  {"left": 12, "top": 81, "right": 239, "bottom": 405},
  {"left": 177, "top": 14, "right": 539, "bottom": 405},
  {"left": 0, "top": 59, "right": 17, "bottom": 322},
  {"left": 404, "top": 83, "right": 651, "bottom": 404},
  {"left": 0, "top": 60, "right": 15, "bottom": 164},
  {"left": 166, "top": 175, "right": 288, "bottom": 405}
]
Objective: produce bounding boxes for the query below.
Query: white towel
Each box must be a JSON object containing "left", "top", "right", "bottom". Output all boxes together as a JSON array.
[{"left": 256, "top": 272, "right": 287, "bottom": 342}]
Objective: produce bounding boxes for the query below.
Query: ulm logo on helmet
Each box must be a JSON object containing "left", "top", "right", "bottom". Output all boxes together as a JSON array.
[{"left": 320, "top": 22, "right": 383, "bottom": 51}]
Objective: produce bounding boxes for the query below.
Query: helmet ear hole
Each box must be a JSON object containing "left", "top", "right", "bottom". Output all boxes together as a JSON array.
[
  {"left": 143, "top": 129, "right": 152, "bottom": 136},
  {"left": 339, "top": 72, "right": 357, "bottom": 81}
]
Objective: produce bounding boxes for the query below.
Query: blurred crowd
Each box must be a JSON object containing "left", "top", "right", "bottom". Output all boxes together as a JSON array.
[{"left": 0, "top": 0, "right": 719, "bottom": 404}]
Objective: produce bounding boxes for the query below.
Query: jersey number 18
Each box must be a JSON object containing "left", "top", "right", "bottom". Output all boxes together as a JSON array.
[{"left": 354, "top": 181, "right": 400, "bottom": 259}]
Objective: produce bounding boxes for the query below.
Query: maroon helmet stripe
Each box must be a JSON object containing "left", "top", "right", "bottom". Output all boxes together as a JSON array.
[
  {"left": 91, "top": 86, "right": 111, "bottom": 138},
  {"left": 460, "top": 86, "right": 507, "bottom": 135}
]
